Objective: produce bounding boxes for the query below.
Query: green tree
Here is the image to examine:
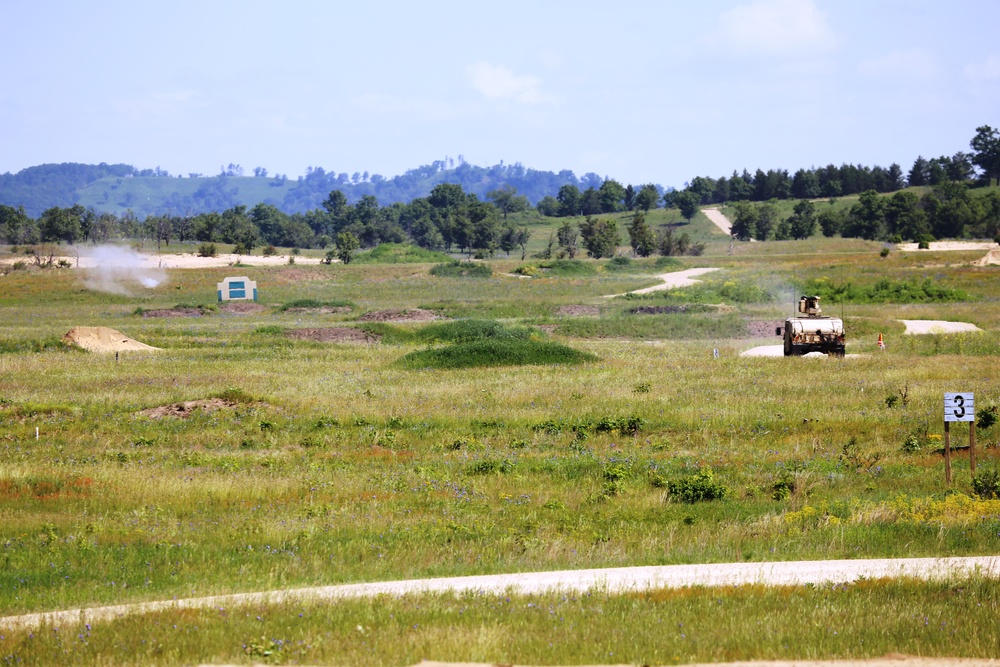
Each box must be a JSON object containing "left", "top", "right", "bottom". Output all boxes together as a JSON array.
[
  {"left": 38, "top": 205, "right": 83, "bottom": 243},
  {"left": 844, "top": 190, "right": 886, "bottom": 240},
  {"left": 672, "top": 191, "right": 700, "bottom": 221},
  {"left": 578, "top": 216, "right": 620, "bottom": 258},
  {"left": 635, "top": 184, "right": 660, "bottom": 212},
  {"left": 556, "top": 185, "right": 582, "bottom": 217},
  {"left": 487, "top": 186, "right": 529, "bottom": 219},
  {"left": 627, "top": 212, "right": 657, "bottom": 257},
  {"left": 598, "top": 179, "right": 626, "bottom": 213},
  {"left": 0, "top": 205, "right": 35, "bottom": 244},
  {"left": 908, "top": 156, "right": 929, "bottom": 186},
  {"left": 336, "top": 231, "right": 360, "bottom": 263},
  {"left": 754, "top": 201, "right": 779, "bottom": 241},
  {"left": 556, "top": 220, "right": 579, "bottom": 258},
  {"left": 817, "top": 207, "right": 844, "bottom": 237},
  {"left": 730, "top": 201, "right": 757, "bottom": 241},
  {"left": 971, "top": 125, "right": 1000, "bottom": 186},
  {"left": 536, "top": 196, "right": 560, "bottom": 217},
  {"left": 787, "top": 200, "right": 817, "bottom": 239}
]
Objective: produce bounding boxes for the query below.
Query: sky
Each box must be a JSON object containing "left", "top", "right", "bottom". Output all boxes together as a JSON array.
[{"left": 1, "top": 0, "right": 998, "bottom": 189}]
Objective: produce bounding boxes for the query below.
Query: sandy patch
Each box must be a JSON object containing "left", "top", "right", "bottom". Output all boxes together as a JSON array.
[
  {"left": 358, "top": 308, "right": 440, "bottom": 322},
  {"left": 973, "top": 248, "right": 1000, "bottom": 266},
  {"left": 740, "top": 345, "right": 785, "bottom": 357},
  {"left": 409, "top": 659, "right": 995, "bottom": 667},
  {"left": 556, "top": 305, "right": 600, "bottom": 316},
  {"left": 62, "top": 327, "right": 160, "bottom": 353},
  {"left": 897, "top": 241, "right": 996, "bottom": 252},
  {"left": 702, "top": 207, "right": 733, "bottom": 235},
  {"left": 51, "top": 251, "right": 326, "bottom": 269},
  {"left": 285, "top": 327, "right": 379, "bottom": 343},
  {"left": 138, "top": 398, "right": 238, "bottom": 420},
  {"left": 604, "top": 267, "right": 720, "bottom": 298},
  {"left": 900, "top": 320, "right": 982, "bottom": 334}
]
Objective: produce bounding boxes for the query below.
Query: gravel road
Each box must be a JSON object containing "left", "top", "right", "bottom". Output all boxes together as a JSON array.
[
  {"left": 3, "top": 556, "right": 997, "bottom": 632},
  {"left": 603, "top": 267, "right": 720, "bottom": 298}
]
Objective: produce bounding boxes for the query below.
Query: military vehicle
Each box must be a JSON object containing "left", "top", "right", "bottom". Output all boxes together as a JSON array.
[{"left": 776, "top": 296, "right": 845, "bottom": 357}]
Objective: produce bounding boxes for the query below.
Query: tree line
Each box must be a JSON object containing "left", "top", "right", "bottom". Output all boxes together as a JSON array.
[{"left": 0, "top": 184, "right": 538, "bottom": 259}]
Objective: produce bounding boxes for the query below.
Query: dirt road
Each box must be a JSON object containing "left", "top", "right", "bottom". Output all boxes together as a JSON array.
[
  {"left": 603, "top": 267, "right": 719, "bottom": 298},
  {"left": 900, "top": 320, "right": 982, "bottom": 334},
  {"left": 3, "top": 556, "right": 997, "bottom": 632},
  {"left": 702, "top": 207, "right": 733, "bottom": 235}
]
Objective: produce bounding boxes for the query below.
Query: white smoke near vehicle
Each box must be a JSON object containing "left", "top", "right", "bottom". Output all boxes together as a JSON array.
[{"left": 81, "top": 245, "right": 168, "bottom": 295}]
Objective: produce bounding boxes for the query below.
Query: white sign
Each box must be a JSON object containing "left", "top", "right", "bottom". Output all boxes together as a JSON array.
[{"left": 944, "top": 392, "right": 974, "bottom": 422}]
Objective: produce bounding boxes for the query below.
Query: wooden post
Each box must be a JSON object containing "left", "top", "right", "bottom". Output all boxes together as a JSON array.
[
  {"left": 944, "top": 421, "right": 952, "bottom": 484},
  {"left": 970, "top": 421, "right": 977, "bottom": 476}
]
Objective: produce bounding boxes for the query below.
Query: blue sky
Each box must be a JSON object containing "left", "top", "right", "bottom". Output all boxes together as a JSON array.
[{"left": 1, "top": 0, "right": 998, "bottom": 189}]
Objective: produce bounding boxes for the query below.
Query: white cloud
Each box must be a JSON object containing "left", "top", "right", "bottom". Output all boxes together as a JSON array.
[
  {"left": 466, "top": 62, "right": 548, "bottom": 104},
  {"left": 964, "top": 55, "right": 1000, "bottom": 81},
  {"left": 712, "top": 0, "right": 838, "bottom": 57},
  {"left": 858, "top": 50, "right": 942, "bottom": 81}
]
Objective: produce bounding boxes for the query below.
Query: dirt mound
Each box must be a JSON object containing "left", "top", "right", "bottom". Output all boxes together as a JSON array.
[
  {"left": 973, "top": 247, "right": 1000, "bottom": 266},
  {"left": 219, "top": 302, "right": 267, "bottom": 314},
  {"left": 900, "top": 319, "right": 982, "bottom": 334},
  {"left": 746, "top": 320, "right": 784, "bottom": 337},
  {"left": 138, "top": 398, "right": 237, "bottom": 419},
  {"left": 284, "top": 306, "right": 353, "bottom": 314},
  {"left": 140, "top": 308, "right": 203, "bottom": 318},
  {"left": 62, "top": 327, "right": 160, "bottom": 353},
  {"left": 556, "top": 305, "right": 600, "bottom": 316},
  {"left": 358, "top": 308, "right": 440, "bottom": 322},
  {"left": 285, "top": 327, "right": 379, "bottom": 343}
]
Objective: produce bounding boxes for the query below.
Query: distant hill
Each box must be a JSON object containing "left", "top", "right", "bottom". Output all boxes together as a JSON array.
[{"left": 0, "top": 160, "right": 635, "bottom": 219}]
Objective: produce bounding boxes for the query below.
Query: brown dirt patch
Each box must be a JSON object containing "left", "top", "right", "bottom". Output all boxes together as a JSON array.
[
  {"left": 537, "top": 324, "right": 559, "bottom": 333},
  {"left": 285, "top": 327, "right": 379, "bottom": 343},
  {"left": 62, "top": 327, "right": 161, "bottom": 353},
  {"left": 138, "top": 398, "right": 237, "bottom": 419},
  {"left": 747, "top": 320, "right": 784, "bottom": 338},
  {"left": 284, "top": 306, "right": 353, "bottom": 315},
  {"left": 140, "top": 308, "right": 203, "bottom": 318},
  {"left": 630, "top": 305, "right": 695, "bottom": 315},
  {"left": 358, "top": 308, "right": 440, "bottom": 322},
  {"left": 219, "top": 302, "right": 267, "bottom": 314},
  {"left": 556, "top": 305, "right": 600, "bottom": 316}
]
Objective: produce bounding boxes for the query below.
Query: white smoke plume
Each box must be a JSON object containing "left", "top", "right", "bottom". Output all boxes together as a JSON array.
[{"left": 81, "top": 245, "right": 168, "bottom": 295}]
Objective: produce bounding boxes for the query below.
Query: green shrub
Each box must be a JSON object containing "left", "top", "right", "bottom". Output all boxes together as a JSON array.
[
  {"left": 604, "top": 256, "right": 632, "bottom": 271},
  {"left": 901, "top": 434, "right": 922, "bottom": 453},
  {"left": 429, "top": 261, "right": 493, "bottom": 278},
  {"left": 536, "top": 259, "right": 597, "bottom": 276},
  {"left": 666, "top": 467, "right": 730, "bottom": 503},
  {"left": 396, "top": 339, "right": 598, "bottom": 370},
  {"left": 415, "top": 319, "right": 534, "bottom": 344},
  {"left": 197, "top": 243, "right": 217, "bottom": 258},
  {"left": 972, "top": 468, "right": 1000, "bottom": 499},
  {"left": 804, "top": 277, "right": 970, "bottom": 304},
  {"left": 353, "top": 243, "right": 451, "bottom": 264},
  {"left": 513, "top": 265, "right": 538, "bottom": 276},
  {"left": 977, "top": 405, "right": 998, "bottom": 430}
]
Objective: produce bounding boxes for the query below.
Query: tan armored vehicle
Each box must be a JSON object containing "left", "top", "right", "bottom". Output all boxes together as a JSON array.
[{"left": 776, "top": 296, "right": 845, "bottom": 357}]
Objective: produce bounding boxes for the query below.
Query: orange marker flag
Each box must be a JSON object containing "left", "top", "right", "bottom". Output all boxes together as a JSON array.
[{"left": 877, "top": 333, "right": 885, "bottom": 350}]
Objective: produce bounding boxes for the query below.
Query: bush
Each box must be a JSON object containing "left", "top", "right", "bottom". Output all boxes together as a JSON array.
[
  {"left": 467, "top": 458, "right": 516, "bottom": 475},
  {"left": 415, "top": 319, "right": 534, "bottom": 344},
  {"left": 901, "top": 434, "right": 922, "bottom": 453},
  {"left": 197, "top": 243, "right": 217, "bottom": 258},
  {"left": 354, "top": 243, "right": 451, "bottom": 264},
  {"left": 262, "top": 245, "right": 277, "bottom": 257},
  {"left": 666, "top": 467, "right": 730, "bottom": 503},
  {"left": 977, "top": 405, "right": 998, "bottom": 430},
  {"left": 396, "top": 339, "right": 598, "bottom": 370},
  {"left": 429, "top": 261, "right": 493, "bottom": 278},
  {"left": 804, "top": 277, "right": 970, "bottom": 304},
  {"left": 972, "top": 468, "right": 1000, "bottom": 499}
]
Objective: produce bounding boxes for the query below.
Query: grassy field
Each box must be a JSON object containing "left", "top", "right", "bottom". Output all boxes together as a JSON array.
[{"left": 1, "top": 235, "right": 999, "bottom": 664}]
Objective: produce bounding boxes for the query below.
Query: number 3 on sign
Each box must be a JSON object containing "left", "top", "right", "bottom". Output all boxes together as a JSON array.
[{"left": 944, "top": 393, "right": 975, "bottom": 422}]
